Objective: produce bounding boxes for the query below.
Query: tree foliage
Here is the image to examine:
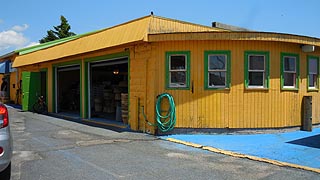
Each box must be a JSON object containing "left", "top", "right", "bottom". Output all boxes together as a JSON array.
[{"left": 39, "top": 16, "right": 76, "bottom": 43}]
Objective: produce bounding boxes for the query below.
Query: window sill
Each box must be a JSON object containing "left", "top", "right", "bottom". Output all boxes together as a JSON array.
[
  {"left": 307, "top": 88, "right": 319, "bottom": 92},
  {"left": 245, "top": 86, "right": 269, "bottom": 91},
  {"left": 166, "top": 87, "right": 190, "bottom": 90},
  {"left": 205, "top": 87, "right": 230, "bottom": 91},
  {"left": 281, "top": 87, "right": 299, "bottom": 91}
]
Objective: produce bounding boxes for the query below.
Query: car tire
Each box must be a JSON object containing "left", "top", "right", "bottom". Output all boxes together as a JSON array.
[{"left": 0, "top": 163, "right": 11, "bottom": 180}]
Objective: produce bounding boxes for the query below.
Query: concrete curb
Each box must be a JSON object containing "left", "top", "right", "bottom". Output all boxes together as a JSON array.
[{"left": 166, "top": 138, "right": 320, "bottom": 174}]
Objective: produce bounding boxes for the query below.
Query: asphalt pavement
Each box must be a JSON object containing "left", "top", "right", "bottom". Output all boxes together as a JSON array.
[{"left": 7, "top": 104, "right": 320, "bottom": 179}]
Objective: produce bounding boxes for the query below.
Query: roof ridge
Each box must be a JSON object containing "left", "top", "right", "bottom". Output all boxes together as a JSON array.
[{"left": 149, "top": 15, "right": 227, "bottom": 32}]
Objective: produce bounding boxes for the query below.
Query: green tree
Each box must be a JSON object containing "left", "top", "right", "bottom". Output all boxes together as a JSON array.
[{"left": 39, "top": 15, "right": 76, "bottom": 43}]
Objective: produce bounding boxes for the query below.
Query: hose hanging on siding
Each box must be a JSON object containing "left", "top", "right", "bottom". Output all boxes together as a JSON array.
[
  {"left": 142, "top": 93, "right": 176, "bottom": 132},
  {"left": 155, "top": 93, "right": 176, "bottom": 132}
]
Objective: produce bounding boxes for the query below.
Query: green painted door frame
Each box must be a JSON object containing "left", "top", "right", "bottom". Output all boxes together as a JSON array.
[
  {"left": 84, "top": 52, "right": 130, "bottom": 119},
  {"left": 22, "top": 71, "right": 41, "bottom": 111},
  {"left": 52, "top": 60, "right": 82, "bottom": 115}
]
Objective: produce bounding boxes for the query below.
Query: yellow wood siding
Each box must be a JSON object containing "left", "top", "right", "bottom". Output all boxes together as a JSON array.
[
  {"left": 9, "top": 71, "right": 18, "bottom": 103},
  {"left": 146, "top": 40, "right": 320, "bottom": 130},
  {"left": 15, "top": 39, "right": 320, "bottom": 132}
]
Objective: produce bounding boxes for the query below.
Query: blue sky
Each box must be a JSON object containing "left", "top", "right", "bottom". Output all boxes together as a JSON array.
[{"left": 0, "top": 0, "right": 319, "bottom": 55}]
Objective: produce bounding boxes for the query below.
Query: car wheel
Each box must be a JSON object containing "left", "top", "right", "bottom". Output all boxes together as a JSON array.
[{"left": 0, "top": 163, "right": 11, "bottom": 180}]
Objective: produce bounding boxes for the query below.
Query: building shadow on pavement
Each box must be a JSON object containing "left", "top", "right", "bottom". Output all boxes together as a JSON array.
[{"left": 287, "top": 134, "right": 320, "bottom": 149}]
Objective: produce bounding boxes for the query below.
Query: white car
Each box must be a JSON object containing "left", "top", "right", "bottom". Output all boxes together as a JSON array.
[{"left": 0, "top": 104, "right": 12, "bottom": 180}]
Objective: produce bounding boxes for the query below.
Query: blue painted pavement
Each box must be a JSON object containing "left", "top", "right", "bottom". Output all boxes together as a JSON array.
[{"left": 164, "top": 127, "right": 320, "bottom": 169}]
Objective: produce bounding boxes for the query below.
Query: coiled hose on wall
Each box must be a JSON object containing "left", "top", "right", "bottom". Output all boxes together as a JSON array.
[
  {"left": 143, "top": 93, "right": 176, "bottom": 132},
  {"left": 155, "top": 93, "right": 176, "bottom": 132}
]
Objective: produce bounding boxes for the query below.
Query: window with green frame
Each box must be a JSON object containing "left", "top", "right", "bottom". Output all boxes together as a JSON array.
[
  {"left": 280, "top": 53, "right": 299, "bottom": 90},
  {"left": 307, "top": 55, "right": 319, "bottom": 90},
  {"left": 204, "top": 51, "right": 231, "bottom": 89},
  {"left": 244, "top": 51, "right": 270, "bottom": 89},
  {"left": 165, "top": 51, "right": 190, "bottom": 89}
]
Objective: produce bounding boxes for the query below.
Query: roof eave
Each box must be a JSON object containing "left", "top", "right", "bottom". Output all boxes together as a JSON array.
[
  {"left": 0, "top": 51, "right": 16, "bottom": 60},
  {"left": 12, "top": 39, "right": 146, "bottom": 68},
  {"left": 148, "top": 31, "right": 320, "bottom": 47}
]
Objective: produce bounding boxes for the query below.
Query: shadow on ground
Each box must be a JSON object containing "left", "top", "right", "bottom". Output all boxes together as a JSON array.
[{"left": 287, "top": 134, "right": 320, "bottom": 149}]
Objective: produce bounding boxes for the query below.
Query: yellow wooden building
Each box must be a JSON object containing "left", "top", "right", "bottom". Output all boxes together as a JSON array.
[{"left": 6, "top": 15, "right": 320, "bottom": 134}]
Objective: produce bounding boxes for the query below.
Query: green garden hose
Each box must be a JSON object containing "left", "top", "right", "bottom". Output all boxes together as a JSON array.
[
  {"left": 142, "top": 93, "right": 176, "bottom": 132},
  {"left": 155, "top": 93, "right": 176, "bottom": 132}
]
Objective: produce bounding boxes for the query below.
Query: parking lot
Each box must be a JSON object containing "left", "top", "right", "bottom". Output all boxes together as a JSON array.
[{"left": 9, "top": 106, "right": 320, "bottom": 180}]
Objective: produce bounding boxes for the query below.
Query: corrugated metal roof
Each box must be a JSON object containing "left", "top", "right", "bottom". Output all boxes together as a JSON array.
[
  {"left": 0, "top": 30, "right": 100, "bottom": 60},
  {"left": 16, "top": 30, "right": 101, "bottom": 55},
  {"left": 13, "top": 15, "right": 223, "bottom": 67},
  {"left": 13, "top": 16, "right": 145, "bottom": 67},
  {"left": 147, "top": 16, "right": 226, "bottom": 34},
  {"left": 17, "top": 36, "right": 77, "bottom": 55}
]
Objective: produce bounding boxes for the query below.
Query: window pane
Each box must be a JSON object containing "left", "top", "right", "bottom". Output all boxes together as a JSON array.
[
  {"left": 284, "top": 57, "right": 296, "bottom": 72},
  {"left": 249, "top": 55, "right": 264, "bottom": 70},
  {"left": 209, "top": 55, "right": 226, "bottom": 70},
  {"left": 170, "top": 72, "right": 186, "bottom": 86},
  {"left": 284, "top": 73, "right": 295, "bottom": 86},
  {"left": 309, "top": 74, "right": 317, "bottom": 88},
  {"left": 209, "top": 72, "right": 226, "bottom": 86},
  {"left": 170, "top": 55, "right": 186, "bottom": 70},
  {"left": 249, "top": 72, "right": 263, "bottom": 86},
  {"left": 309, "top": 59, "right": 318, "bottom": 74}
]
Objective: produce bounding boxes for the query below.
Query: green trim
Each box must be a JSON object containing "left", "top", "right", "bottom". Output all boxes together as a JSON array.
[
  {"left": 16, "top": 30, "right": 102, "bottom": 55},
  {"left": 204, "top": 50, "right": 231, "bottom": 90},
  {"left": 84, "top": 51, "right": 130, "bottom": 63},
  {"left": 244, "top": 51, "right": 270, "bottom": 89},
  {"left": 84, "top": 51, "right": 130, "bottom": 119},
  {"left": 52, "top": 60, "right": 82, "bottom": 116},
  {"left": 52, "top": 60, "right": 82, "bottom": 68},
  {"left": 165, "top": 51, "right": 191, "bottom": 90},
  {"left": 307, "top": 55, "right": 319, "bottom": 91},
  {"left": 280, "top": 52, "right": 300, "bottom": 91},
  {"left": 17, "top": 36, "right": 78, "bottom": 55}
]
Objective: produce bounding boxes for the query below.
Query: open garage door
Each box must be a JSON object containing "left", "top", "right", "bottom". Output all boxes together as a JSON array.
[
  {"left": 88, "top": 57, "right": 128, "bottom": 124},
  {"left": 56, "top": 65, "right": 80, "bottom": 115}
]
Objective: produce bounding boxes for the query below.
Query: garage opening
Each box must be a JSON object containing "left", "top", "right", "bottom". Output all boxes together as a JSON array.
[
  {"left": 57, "top": 65, "right": 80, "bottom": 115},
  {"left": 40, "top": 71, "right": 47, "bottom": 100},
  {"left": 89, "top": 57, "right": 128, "bottom": 124}
]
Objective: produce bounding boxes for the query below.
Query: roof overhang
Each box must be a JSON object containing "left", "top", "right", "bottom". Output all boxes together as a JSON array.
[
  {"left": 148, "top": 31, "right": 320, "bottom": 47},
  {"left": 12, "top": 40, "right": 145, "bottom": 68},
  {"left": 12, "top": 17, "right": 151, "bottom": 68},
  {"left": 0, "top": 51, "right": 16, "bottom": 61}
]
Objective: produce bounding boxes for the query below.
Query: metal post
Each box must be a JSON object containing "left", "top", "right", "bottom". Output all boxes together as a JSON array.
[{"left": 302, "top": 96, "right": 312, "bottom": 131}]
